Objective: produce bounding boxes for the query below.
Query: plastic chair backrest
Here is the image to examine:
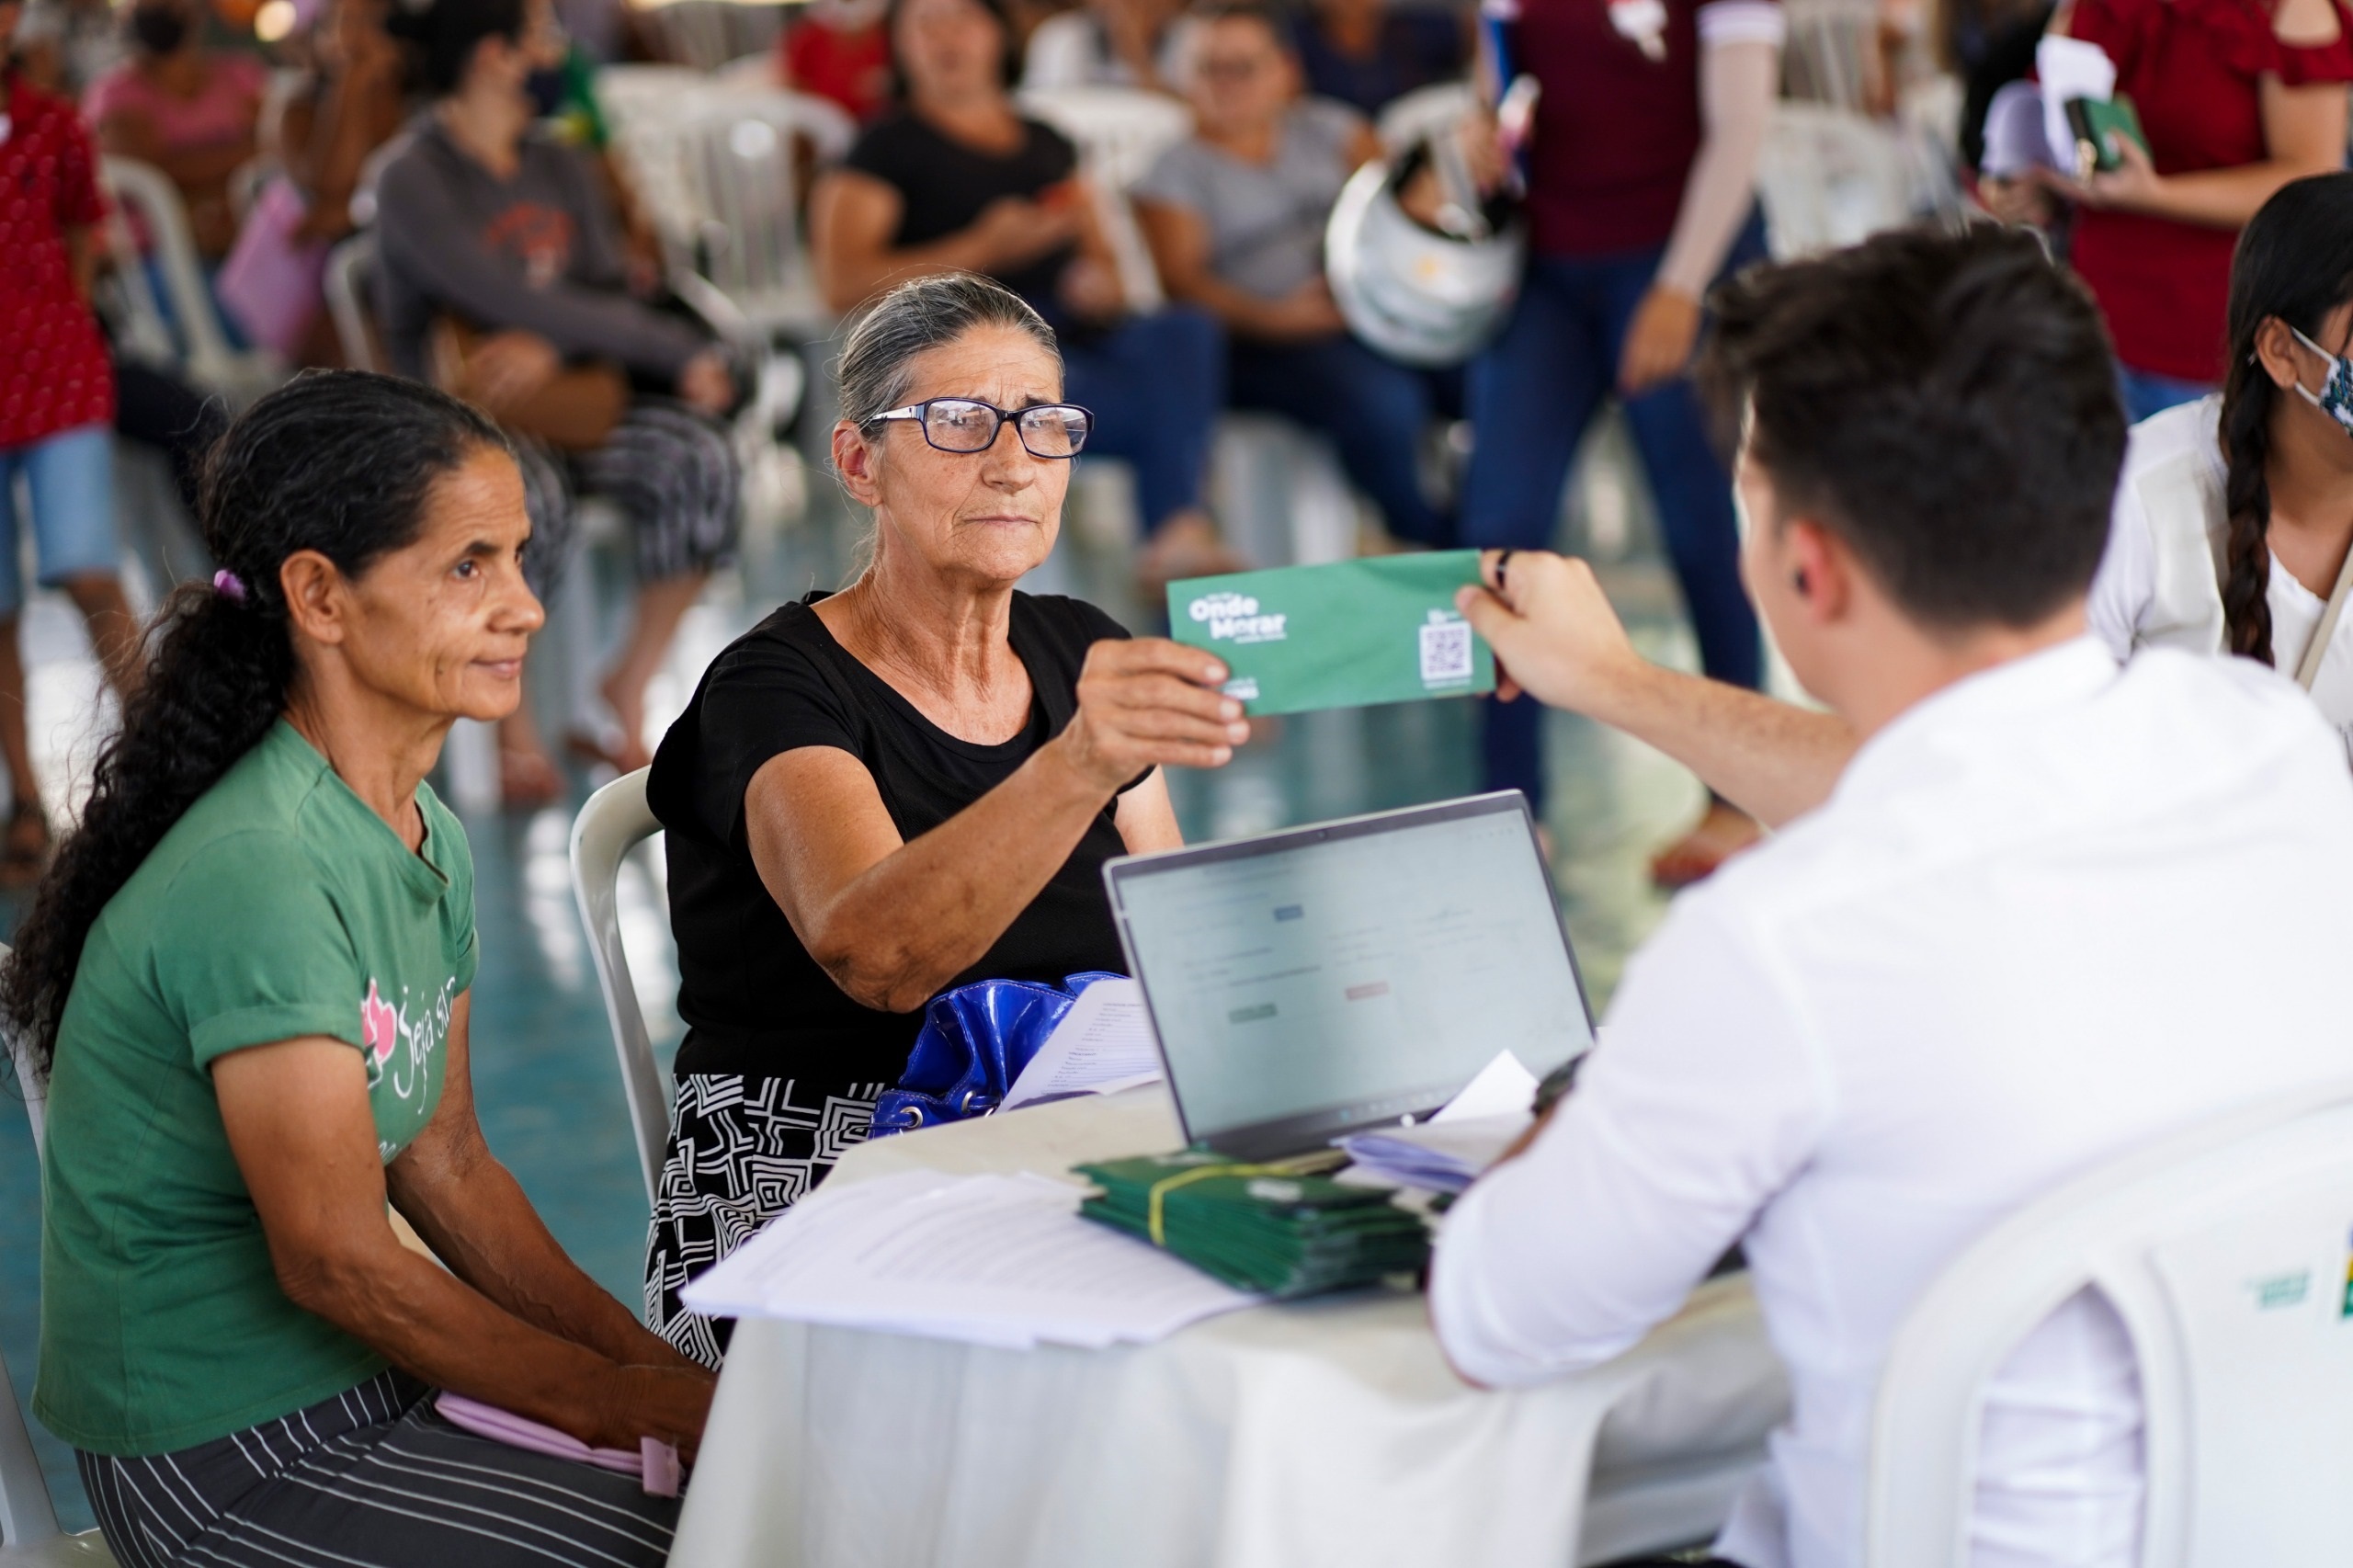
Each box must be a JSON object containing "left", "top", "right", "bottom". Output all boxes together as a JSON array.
[
  {"left": 567, "top": 769, "right": 669, "bottom": 1204},
  {"left": 322, "top": 234, "right": 382, "bottom": 375},
  {"left": 611, "top": 90, "right": 852, "bottom": 332},
  {"left": 1015, "top": 86, "right": 1191, "bottom": 310},
  {"left": 97, "top": 158, "right": 278, "bottom": 398},
  {"left": 646, "top": 2, "right": 787, "bottom": 73},
  {"left": 1866, "top": 1078, "right": 2353, "bottom": 1567},
  {"left": 1753, "top": 102, "right": 1918, "bottom": 261}
]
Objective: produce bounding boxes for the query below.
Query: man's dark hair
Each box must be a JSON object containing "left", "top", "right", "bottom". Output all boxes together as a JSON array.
[{"left": 1696, "top": 222, "right": 2126, "bottom": 632}]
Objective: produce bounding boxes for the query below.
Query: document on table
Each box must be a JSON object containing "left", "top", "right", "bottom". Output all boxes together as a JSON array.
[
  {"left": 1336, "top": 1050, "right": 1537, "bottom": 1193},
  {"left": 680, "top": 1168, "right": 1258, "bottom": 1349},
  {"left": 1001, "top": 978, "right": 1164, "bottom": 1111}
]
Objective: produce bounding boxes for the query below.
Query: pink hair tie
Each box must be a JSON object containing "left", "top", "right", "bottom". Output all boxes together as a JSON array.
[{"left": 212, "top": 570, "right": 247, "bottom": 604}]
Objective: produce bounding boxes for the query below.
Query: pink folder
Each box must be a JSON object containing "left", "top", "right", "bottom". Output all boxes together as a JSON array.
[{"left": 436, "top": 1392, "right": 682, "bottom": 1498}]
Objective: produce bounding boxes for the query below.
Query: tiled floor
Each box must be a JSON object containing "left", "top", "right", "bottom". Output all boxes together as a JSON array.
[{"left": 0, "top": 413, "right": 1719, "bottom": 1536}]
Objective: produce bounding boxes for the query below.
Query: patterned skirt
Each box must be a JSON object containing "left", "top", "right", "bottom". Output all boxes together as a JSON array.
[{"left": 643, "top": 1074, "right": 887, "bottom": 1369}]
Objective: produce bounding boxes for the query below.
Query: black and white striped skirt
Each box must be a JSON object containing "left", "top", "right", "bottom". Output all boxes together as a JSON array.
[
  {"left": 643, "top": 1074, "right": 885, "bottom": 1369},
  {"left": 77, "top": 1369, "right": 676, "bottom": 1568},
  {"left": 510, "top": 400, "right": 741, "bottom": 595}
]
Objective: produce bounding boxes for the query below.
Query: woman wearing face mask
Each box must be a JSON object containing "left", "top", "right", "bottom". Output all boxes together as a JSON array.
[
  {"left": 2092, "top": 172, "right": 2353, "bottom": 753},
  {"left": 85, "top": 0, "right": 265, "bottom": 260}
]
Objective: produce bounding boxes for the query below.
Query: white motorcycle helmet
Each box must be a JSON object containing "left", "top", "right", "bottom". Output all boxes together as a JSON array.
[{"left": 1324, "top": 124, "right": 1526, "bottom": 368}]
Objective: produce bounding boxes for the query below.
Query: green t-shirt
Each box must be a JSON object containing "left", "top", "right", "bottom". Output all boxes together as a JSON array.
[{"left": 34, "top": 720, "right": 478, "bottom": 1456}]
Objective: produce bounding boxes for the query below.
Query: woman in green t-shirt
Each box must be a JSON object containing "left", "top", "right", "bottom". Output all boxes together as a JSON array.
[{"left": 4, "top": 371, "right": 710, "bottom": 1565}]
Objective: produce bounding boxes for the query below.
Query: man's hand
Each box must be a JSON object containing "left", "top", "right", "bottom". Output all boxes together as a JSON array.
[
  {"left": 1454, "top": 549, "right": 1648, "bottom": 721},
  {"left": 1617, "top": 284, "right": 1703, "bottom": 395}
]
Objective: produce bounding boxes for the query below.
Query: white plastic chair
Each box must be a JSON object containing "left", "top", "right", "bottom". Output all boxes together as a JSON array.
[
  {"left": 642, "top": 1, "right": 788, "bottom": 73},
  {"left": 610, "top": 89, "right": 853, "bottom": 339},
  {"left": 1017, "top": 85, "right": 1194, "bottom": 310},
  {"left": 322, "top": 233, "right": 382, "bottom": 373},
  {"left": 568, "top": 768, "right": 670, "bottom": 1205},
  {"left": 1867, "top": 1078, "right": 2353, "bottom": 1566},
  {"left": 2, "top": 949, "right": 116, "bottom": 1566},
  {"left": 97, "top": 158, "right": 281, "bottom": 403}
]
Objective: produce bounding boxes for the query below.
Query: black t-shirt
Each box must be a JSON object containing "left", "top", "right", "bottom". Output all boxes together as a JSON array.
[
  {"left": 842, "top": 109, "right": 1079, "bottom": 308},
  {"left": 647, "top": 591, "right": 1138, "bottom": 1085}
]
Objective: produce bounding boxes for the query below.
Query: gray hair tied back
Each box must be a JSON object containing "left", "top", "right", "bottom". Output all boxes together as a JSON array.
[{"left": 835, "top": 273, "right": 1063, "bottom": 440}]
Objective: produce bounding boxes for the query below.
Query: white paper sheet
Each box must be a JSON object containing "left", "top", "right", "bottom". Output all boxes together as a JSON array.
[
  {"left": 1433, "top": 1048, "right": 1540, "bottom": 1123},
  {"left": 2036, "top": 36, "right": 2118, "bottom": 170},
  {"left": 681, "top": 1168, "right": 1257, "bottom": 1348},
  {"left": 1001, "top": 978, "right": 1164, "bottom": 1111}
]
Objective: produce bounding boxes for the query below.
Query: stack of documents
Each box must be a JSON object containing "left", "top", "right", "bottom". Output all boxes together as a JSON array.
[
  {"left": 1000, "top": 977, "right": 1164, "bottom": 1111},
  {"left": 679, "top": 1168, "right": 1258, "bottom": 1349},
  {"left": 1074, "top": 1152, "right": 1431, "bottom": 1298},
  {"left": 1335, "top": 1114, "right": 1526, "bottom": 1195},
  {"left": 1337, "top": 1047, "right": 1539, "bottom": 1193}
]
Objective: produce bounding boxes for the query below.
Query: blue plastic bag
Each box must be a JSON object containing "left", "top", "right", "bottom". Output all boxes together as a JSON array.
[{"left": 870, "top": 972, "right": 1127, "bottom": 1138}]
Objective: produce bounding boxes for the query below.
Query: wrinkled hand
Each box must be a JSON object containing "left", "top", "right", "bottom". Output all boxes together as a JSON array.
[
  {"left": 1617, "top": 284, "right": 1702, "bottom": 396},
  {"left": 676, "top": 349, "right": 734, "bottom": 416},
  {"left": 1452, "top": 549, "right": 1645, "bottom": 717},
  {"left": 1058, "top": 255, "right": 1126, "bottom": 323},
  {"left": 972, "top": 194, "right": 1083, "bottom": 271},
  {"left": 596, "top": 1362, "right": 716, "bottom": 1463},
  {"left": 1054, "top": 638, "right": 1248, "bottom": 790},
  {"left": 466, "top": 330, "right": 563, "bottom": 414},
  {"left": 1256, "top": 278, "right": 1347, "bottom": 341}
]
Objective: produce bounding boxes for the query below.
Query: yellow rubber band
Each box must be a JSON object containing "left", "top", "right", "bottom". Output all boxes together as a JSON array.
[{"left": 1141, "top": 1152, "right": 1346, "bottom": 1246}]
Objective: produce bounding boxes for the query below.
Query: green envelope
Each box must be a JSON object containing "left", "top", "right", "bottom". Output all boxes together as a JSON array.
[{"left": 1166, "top": 551, "right": 1495, "bottom": 717}]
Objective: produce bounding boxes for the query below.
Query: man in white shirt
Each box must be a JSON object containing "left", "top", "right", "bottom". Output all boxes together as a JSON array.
[{"left": 1429, "top": 225, "right": 2353, "bottom": 1568}]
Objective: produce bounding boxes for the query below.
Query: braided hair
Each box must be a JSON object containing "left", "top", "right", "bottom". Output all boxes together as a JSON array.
[
  {"left": 2, "top": 371, "right": 505, "bottom": 1079},
  {"left": 2217, "top": 172, "right": 2353, "bottom": 665}
]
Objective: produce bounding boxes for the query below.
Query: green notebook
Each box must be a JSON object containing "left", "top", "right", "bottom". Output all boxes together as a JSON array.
[
  {"left": 1166, "top": 552, "right": 1496, "bottom": 718},
  {"left": 1076, "top": 1150, "right": 1430, "bottom": 1299}
]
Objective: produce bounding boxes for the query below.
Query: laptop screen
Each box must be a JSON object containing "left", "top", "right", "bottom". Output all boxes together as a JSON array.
[{"left": 1106, "top": 794, "right": 1595, "bottom": 1156}]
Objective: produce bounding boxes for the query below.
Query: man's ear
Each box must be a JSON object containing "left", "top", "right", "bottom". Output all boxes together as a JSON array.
[
  {"left": 278, "top": 550, "right": 350, "bottom": 648},
  {"left": 832, "top": 422, "right": 883, "bottom": 508},
  {"left": 1782, "top": 518, "right": 1852, "bottom": 625}
]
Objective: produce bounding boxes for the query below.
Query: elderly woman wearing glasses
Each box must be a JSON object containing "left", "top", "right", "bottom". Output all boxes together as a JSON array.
[{"left": 642, "top": 273, "right": 1244, "bottom": 1364}]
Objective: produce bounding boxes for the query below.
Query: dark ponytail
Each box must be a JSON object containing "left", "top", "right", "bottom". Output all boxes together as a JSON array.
[
  {"left": 2217, "top": 172, "right": 2353, "bottom": 665},
  {"left": 2, "top": 371, "right": 505, "bottom": 1078}
]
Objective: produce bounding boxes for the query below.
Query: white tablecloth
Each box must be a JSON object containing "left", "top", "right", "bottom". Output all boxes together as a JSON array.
[{"left": 669, "top": 1086, "right": 1790, "bottom": 1568}]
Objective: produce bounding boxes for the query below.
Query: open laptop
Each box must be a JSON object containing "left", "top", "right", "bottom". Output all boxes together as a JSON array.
[{"left": 1103, "top": 792, "right": 1596, "bottom": 1161}]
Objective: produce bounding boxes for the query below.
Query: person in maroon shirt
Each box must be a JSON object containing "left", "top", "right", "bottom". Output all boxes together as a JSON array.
[
  {"left": 1461, "top": 0, "right": 1782, "bottom": 886},
  {"left": 2042, "top": 0, "right": 2351, "bottom": 423},
  {"left": 0, "top": 0, "right": 143, "bottom": 879}
]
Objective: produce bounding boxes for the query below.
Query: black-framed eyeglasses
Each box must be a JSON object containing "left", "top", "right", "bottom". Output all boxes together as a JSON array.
[{"left": 874, "top": 398, "right": 1095, "bottom": 459}]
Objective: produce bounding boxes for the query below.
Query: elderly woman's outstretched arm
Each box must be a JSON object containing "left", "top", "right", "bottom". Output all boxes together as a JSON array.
[{"left": 743, "top": 637, "right": 1233, "bottom": 1014}]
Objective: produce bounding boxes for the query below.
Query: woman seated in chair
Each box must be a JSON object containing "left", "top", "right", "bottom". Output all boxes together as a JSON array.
[
  {"left": 643, "top": 273, "right": 1244, "bottom": 1365},
  {"left": 374, "top": 0, "right": 739, "bottom": 794},
  {"left": 85, "top": 0, "right": 264, "bottom": 263},
  {"left": 811, "top": 0, "right": 1237, "bottom": 585},
  {"left": 1134, "top": 2, "right": 1452, "bottom": 550},
  {"left": 9, "top": 370, "right": 711, "bottom": 1566}
]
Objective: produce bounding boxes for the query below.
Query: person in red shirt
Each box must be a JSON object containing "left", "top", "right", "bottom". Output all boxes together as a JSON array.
[
  {"left": 1461, "top": 0, "right": 1782, "bottom": 886},
  {"left": 777, "top": 0, "right": 893, "bottom": 122},
  {"left": 0, "top": 0, "right": 143, "bottom": 879},
  {"left": 2046, "top": 0, "right": 2351, "bottom": 423}
]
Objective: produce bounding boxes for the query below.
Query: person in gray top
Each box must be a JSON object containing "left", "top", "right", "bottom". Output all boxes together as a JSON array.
[
  {"left": 374, "top": 0, "right": 740, "bottom": 793},
  {"left": 1134, "top": 2, "right": 1449, "bottom": 547}
]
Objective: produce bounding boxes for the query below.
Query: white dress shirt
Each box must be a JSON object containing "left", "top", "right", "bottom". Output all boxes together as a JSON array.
[
  {"left": 1430, "top": 638, "right": 2353, "bottom": 1568},
  {"left": 2087, "top": 393, "right": 2353, "bottom": 750}
]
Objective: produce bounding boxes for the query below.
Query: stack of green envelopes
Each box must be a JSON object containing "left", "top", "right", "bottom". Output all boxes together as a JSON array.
[{"left": 1074, "top": 1150, "right": 1430, "bottom": 1299}]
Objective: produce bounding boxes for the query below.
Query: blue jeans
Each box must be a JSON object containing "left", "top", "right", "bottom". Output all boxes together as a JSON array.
[
  {"left": 0, "top": 423, "right": 122, "bottom": 616},
  {"left": 1461, "top": 214, "right": 1770, "bottom": 812},
  {"left": 1063, "top": 306, "right": 1225, "bottom": 534},
  {"left": 1229, "top": 335, "right": 1449, "bottom": 546},
  {"left": 2118, "top": 363, "right": 2214, "bottom": 426}
]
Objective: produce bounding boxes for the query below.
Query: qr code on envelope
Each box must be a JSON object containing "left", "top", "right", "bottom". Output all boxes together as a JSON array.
[{"left": 1419, "top": 619, "right": 1472, "bottom": 685}]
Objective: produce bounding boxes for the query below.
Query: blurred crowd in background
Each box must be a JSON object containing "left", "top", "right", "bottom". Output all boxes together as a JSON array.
[{"left": 1, "top": 0, "right": 2344, "bottom": 881}]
